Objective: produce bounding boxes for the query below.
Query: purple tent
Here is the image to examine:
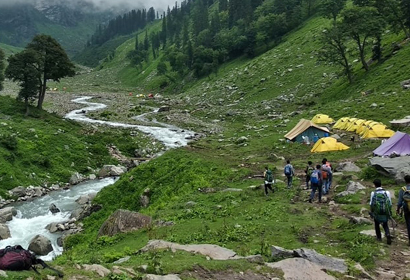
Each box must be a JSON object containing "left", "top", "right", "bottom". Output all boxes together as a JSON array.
[{"left": 373, "top": 131, "right": 410, "bottom": 156}]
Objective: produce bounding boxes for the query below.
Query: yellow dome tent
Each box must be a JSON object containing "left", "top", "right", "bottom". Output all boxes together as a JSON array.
[
  {"left": 346, "top": 119, "right": 366, "bottom": 132},
  {"left": 333, "top": 117, "right": 349, "bottom": 129},
  {"left": 360, "top": 122, "right": 384, "bottom": 136},
  {"left": 311, "top": 137, "right": 350, "bottom": 153},
  {"left": 339, "top": 117, "right": 357, "bottom": 130},
  {"left": 311, "top": 114, "right": 334, "bottom": 124},
  {"left": 361, "top": 124, "right": 395, "bottom": 139}
]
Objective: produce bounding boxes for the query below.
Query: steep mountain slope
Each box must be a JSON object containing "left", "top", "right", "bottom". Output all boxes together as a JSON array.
[{"left": 0, "top": 2, "right": 117, "bottom": 56}]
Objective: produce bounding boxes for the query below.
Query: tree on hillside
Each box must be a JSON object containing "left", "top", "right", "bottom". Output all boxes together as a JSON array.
[
  {"left": 0, "top": 48, "right": 5, "bottom": 91},
  {"left": 26, "top": 34, "right": 75, "bottom": 109},
  {"left": 341, "top": 6, "right": 385, "bottom": 71},
  {"left": 320, "top": 0, "right": 346, "bottom": 22},
  {"left": 319, "top": 24, "right": 353, "bottom": 83},
  {"left": 5, "top": 49, "right": 41, "bottom": 116}
]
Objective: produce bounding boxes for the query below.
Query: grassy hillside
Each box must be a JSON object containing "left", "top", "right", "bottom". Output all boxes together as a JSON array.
[
  {"left": 0, "top": 43, "right": 23, "bottom": 57},
  {"left": 0, "top": 95, "right": 163, "bottom": 195},
  {"left": 32, "top": 13, "right": 410, "bottom": 280}
]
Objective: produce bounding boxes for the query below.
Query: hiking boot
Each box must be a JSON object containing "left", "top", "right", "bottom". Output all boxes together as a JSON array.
[{"left": 386, "top": 235, "right": 392, "bottom": 245}]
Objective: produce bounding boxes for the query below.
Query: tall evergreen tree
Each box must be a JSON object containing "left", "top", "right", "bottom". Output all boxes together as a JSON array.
[
  {"left": 144, "top": 31, "right": 150, "bottom": 51},
  {"left": 219, "top": 0, "right": 228, "bottom": 11}
]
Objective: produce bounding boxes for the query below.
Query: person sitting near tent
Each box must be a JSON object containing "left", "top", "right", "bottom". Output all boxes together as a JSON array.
[
  {"left": 397, "top": 175, "right": 410, "bottom": 245},
  {"left": 284, "top": 160, "right": 295, "bottom": 188},
  {"left": 312, "top": 133, "right": 319, "bottom": 144},
  {"left": 370, "top": 179, "right": 392, "bottom": 244},
  {"left": 263, "top": 166, "right": 275, "bottom": 196},
  {"left": 305, "top": 161, "right": 314, "bottom": 190},
  {"left": 309, "top": 165, "right": 322, "bottom": 203}
]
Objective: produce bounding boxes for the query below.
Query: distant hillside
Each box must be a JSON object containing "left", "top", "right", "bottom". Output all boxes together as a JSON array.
[
  {"left": 0, "top": 43, "right": 23, "bottom": 57},
  {"left": 0, "top": 2, "right": 118, "bottom": 56}
]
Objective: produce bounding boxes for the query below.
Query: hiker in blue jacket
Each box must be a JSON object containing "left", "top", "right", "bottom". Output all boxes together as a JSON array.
[
  {"left": 397, "top": 175, "right": 410, "bottom": 245},
  {"left": 309, "top": 164, "right": 322, "bottom": 203},
  {"left": 370, "top": 179, "right": 392, "bottom": 245},
  {"left": 284, "top": 160, "right": 294, "bottom": 188}
]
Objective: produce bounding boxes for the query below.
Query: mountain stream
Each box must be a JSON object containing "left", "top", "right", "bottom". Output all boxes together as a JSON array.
[{"left": 0, "top": 96, "right": 195, "bottom": 260}]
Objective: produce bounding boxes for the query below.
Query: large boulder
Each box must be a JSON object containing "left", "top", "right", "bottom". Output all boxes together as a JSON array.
[
  {"left": 0, "top": 207, "right": 17, "bottom": 223},
  {"left": 9, "top": 186, "right": 26, "bottom": 197},
  {"left": 0, "top": 224, "right": 11, "bottom": 240},
  {"left": 28, "top": 235, "right": 53, "bottom": 256},
  {"left": 369, "top": 156, "right": 410, "bottom": 183},
  {"left": 143, "top": 275, "right": 181, "bottom": 280},
  {"left": 335, "top": 162, "right": 361, "bottom": 172},
  {"left": 98, "top": 165, "right": 127, "bottom": 178},
  {"left": 98, "top": 210, "right": 152, "bottom": 237},
  {"left": 267, "top": 258, "right": 336, "bottom": 280},
  {"left": 82, "top": 264, "right": 111, "bottom": 277},
  {"left": 336, "top": 181, "right": 366, "bottom": 197},
  {"left": 271, "top": 245, "right": 294, "bottom": 259},
  {"left": 69, "top": 172, "right": 84, "bottom": 185},
  {"left": 293, "top": 248, "right": 348, "bottom": 273},
  {"left": 49, "top": 203, "right": 60, "bottom": 214}
]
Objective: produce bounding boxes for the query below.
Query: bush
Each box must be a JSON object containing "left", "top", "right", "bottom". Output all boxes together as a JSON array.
[{"left": 0, "top": 134, "right": 18, "bottom": 150}]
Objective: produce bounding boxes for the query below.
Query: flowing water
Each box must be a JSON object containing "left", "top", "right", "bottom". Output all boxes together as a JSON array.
[{"left": 1, "top": 96, "right": 195, "bottom": 260}]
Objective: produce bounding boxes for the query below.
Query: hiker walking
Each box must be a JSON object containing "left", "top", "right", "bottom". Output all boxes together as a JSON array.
[
  {"left": 370, "top": 179, "right": 392, "bottom": 244},
  {"left": 321, "top": 159, "right": 331, "bottom": 195},
  {"left": 305, "top": 161, "right": 314, "bottom": 190},
  {"left": 309, "top": 164, "right": 322, "bottom": 203},
  {"left": 263, "top": 166, "right": 275, "bottom": 196},
  {"left": 284, "top": 160, "right": 294, "bottom": 188},
  {"left": 397, "top": 175, "right": 410, "bottom": 245}
]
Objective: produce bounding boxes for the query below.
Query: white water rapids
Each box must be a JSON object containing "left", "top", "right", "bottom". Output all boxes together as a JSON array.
[{"left": 1, "top": 96, "right": 195, "bottom": 260}]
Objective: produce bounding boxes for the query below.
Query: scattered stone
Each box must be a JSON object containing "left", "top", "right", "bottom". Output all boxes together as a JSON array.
[
  {"left": 9, "top": 186, "right": 26, "bottom": 197},
  {"left": 0, "top": 270, "right": 7, "bottom": 278},
  {"left": 69, "top": 173, "right": 84, "bottom": 185},
  {"left": 236, "top": 136, "right": 248, "bottom": 144},
  {"left": 330, "top": 134, "right": 341, "bottom": 140},
  {"left": 82, "top": 264, "right": 111, "bottom": 277},
  {"left": 113, "top": 256, "right": 131, "bottom": 264},
  {"left": 98, "top": 165, "right": 127, "bottom": 177},
  {"left": 140, "top": 195, "right": 150, "bottom": 208},
  {"left": 76, "top": 195, "right": 90, "bottom": 205},
  {"left": 0, "top": 224, "right": 11, "bottom": 240},
  {"left": 98, "top": 210, "right": 152, "bottom": 237},
  {"left": 335, "top": 162, "right": 361, "bottom": 172},
  {"left": 49, "top": 203, "right": 60, "bottom": 214},
  {"left": 360, "top": 229, "right": 384, "bottom": 238},
  {"left": 349, "top": 216, "right": 372, "bottom": 225},
  {"left": 185, "top": 201, "right": 197, "bottom": 208},
  {"left": 28, "top": 235, "right": 53, "bottom": 256},
  {"left": 271, "top": 245, "right": 294, "bottom": 259},
  {"left": 0, "top": 207, "right": 17, "bottom": 223},
  {"left": 139, "top": 240, "right": 240, "bottom": 260},
  {"left": 401, "top": 79, "right": 410, "bottom": 89},
  {"left": 143, "top": 275, "right": 181, "bottom": 280},
  {"left": 267, "top": 258, "right": 336, "bottom": 280},
  {"left": 46, "top": 222, "right": 59, "bottom": 233},
  {"left": 221, "top": 188, "right": 243, "bottom": 192},
  {"left": 158, "top": 106, "right": 171, "bottom": 112},
  {"left": 337, "top": 181, "right": 366, "bottom": 197},
  {"left": 375, "top": 268, "right": 396, "bottom": 280},
  {"left": 293, "top": 248, "right": 347, "bottom": 273}
]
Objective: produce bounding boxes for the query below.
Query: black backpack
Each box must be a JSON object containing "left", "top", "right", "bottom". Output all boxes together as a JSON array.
[
  {"left": 0, "top": 245, "right": 63, "bottom": 277},
  {"left": 265, "top": 169, "right": 274, "bottom": 183}
]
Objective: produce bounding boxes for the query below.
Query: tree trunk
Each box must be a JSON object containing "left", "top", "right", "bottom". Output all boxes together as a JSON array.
[
  {"left": 37, "top": 79, "right": 47, "bottom": 110},
  {"left": 25, "top": 98, "right": 30, "bottom": 117}
]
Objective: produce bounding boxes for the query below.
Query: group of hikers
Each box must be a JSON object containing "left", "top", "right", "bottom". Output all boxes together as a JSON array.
[{"left": 263, "top": 160, "right": 410, "bottom": 246}]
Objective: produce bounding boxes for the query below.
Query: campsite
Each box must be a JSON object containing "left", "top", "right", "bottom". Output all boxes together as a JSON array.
[{"left": 1, "top": 0, "right": 410, "bottom": 279}]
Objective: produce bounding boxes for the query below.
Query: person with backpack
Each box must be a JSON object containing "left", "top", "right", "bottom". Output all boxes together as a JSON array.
[
  {"left": 284, "top": 160, "right": 294, "bottom": 188},
  {"left": 323, "top": 158, "right": 333, "bottom": 192},
  {"left": 321, "top": 159, "right": 331, "bottom": 195},
  {"left": 370, "top": 179, "right": 392, "bottom": 244},
  {"left": 397, "top": 175, "right": 410, "bottom": 245},
  {"left": 309, "top": 164, "right": 323, "bottom": 203},
  {"left": 305, "top": 161, "right": 314, "bottom": 190},
  {"left": 263, "top": 166, "right": 275, "bottom": 196}
]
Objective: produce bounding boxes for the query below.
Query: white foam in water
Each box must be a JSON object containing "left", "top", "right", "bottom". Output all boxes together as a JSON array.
[
  {"left": 65, "top": 96, "right": 196, "bottom": 148},
  {"left": 0, "top": 178, "right": 115, "bottom": 260}
]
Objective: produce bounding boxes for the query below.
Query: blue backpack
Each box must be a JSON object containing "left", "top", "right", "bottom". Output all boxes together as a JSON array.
[
  {"left": 284, "top": 165, "right": 292, "bottom": 176},
  {"left": 310, "top": 170, "right": 319, "bottom": 184}
]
